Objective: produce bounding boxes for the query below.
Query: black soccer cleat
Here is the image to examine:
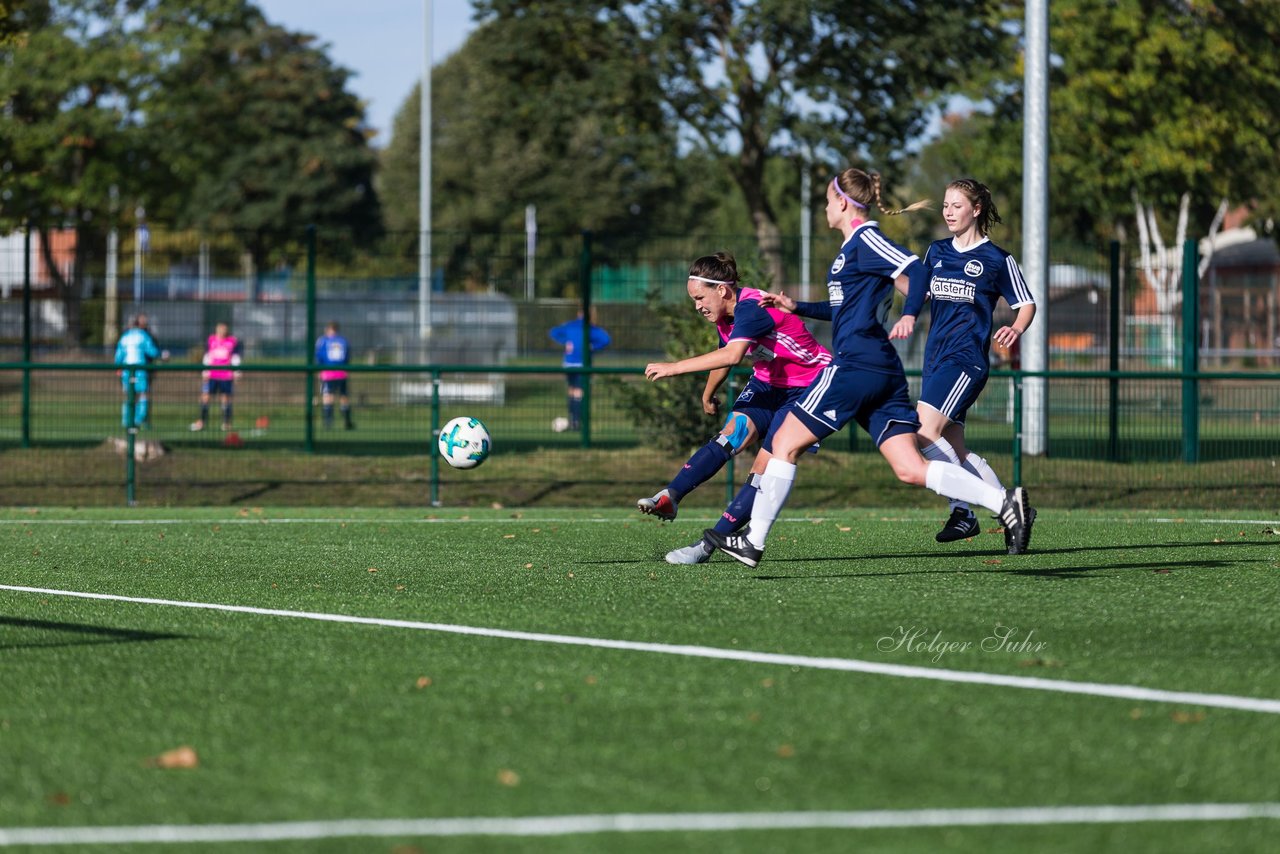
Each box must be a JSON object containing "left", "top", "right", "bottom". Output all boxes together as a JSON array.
[
  {"left": 936, "top": 507, "right": 981, "bottom": 543},
  {"left": 703, "top": 528, "right": 764, "bottom": 568},
  {"left": 999, "top": 487, "right": 1034, "bottom": 555}
]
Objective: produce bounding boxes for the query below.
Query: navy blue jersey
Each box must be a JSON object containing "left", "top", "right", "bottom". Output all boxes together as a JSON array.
[
  {"left": 797, "top": 222, "right": 924, "bottom": 375},
  {"left": 922, "top": 237, "right": 1034, "bottom": 369}
]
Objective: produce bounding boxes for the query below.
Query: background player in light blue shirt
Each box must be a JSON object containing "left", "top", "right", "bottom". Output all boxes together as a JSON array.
[
  {"left": 113, "top": 314, "right": 168, "bottom": 428},
  {"left": 919, "top": 178, "right": 1037, "bottom": 543}
]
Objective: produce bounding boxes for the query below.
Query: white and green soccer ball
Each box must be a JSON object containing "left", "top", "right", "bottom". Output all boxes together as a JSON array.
[{"left": 438, "top": 416, "right": 491, "bottom": 469}]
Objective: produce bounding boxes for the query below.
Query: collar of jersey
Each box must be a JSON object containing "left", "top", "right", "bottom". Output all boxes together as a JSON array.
[{"left": 949, "top": 235, "right": 991, "bottom": 253}]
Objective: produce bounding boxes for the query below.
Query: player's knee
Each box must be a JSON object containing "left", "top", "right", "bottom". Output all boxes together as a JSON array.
[{"left": 715, "top": 413, "right": 754, "bottom": 455}]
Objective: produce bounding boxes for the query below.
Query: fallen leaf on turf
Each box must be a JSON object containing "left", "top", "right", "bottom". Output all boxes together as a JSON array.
[
  {"left": 503, "top": 534, "right": 516, "bottom": 539},
  {"left": 47, "top": 792, "right": 71, "bottom": 806},
  {"left": 1130, "top": 708, "right": 1144, "bottom": 719},
  {"left": 395, "top": 585, "right": 406, "bottom": 591},
  {"left": 838, "top": 526, "right": 851, "bottom": 532},
  {"left": 497, "top": 769, "right": 520, "bottom": 786},
  {"left": 776, "top": 744, "right": 795, "bottom": 758},
  {"left": 416, "top": 676, "right": 432, "bottom": 689},
  {"left": 524, "top": 563, "right": 533, "bottom": 569},
  {"left": 566, "top": 572, "right": 575, "bottom": 579},
  {"left": 150, "top": 746, "right": 199, "bottom": 769},
  {"left": 983, "top": 559, "right": 1003, "bottom": 565},
  {"left": 367, "top": 567, "right": 378, "bottom": 574},
  {"left": 491, "top": 502, "right": 504, "bottom": 509},
  {"left": 584, "top": 675, "right": 597, "bottom": 685},
  {"left": 1213, "top": 538, "right": 1224, "bottom": 543},
  {"left": 1171, "top": 710, "right": 1206, "bottom": 724}
]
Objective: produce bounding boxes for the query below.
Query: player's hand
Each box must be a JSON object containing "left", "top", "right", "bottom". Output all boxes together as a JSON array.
[
  {"left": 759, "top": 291, "right": 796, "bottom": 313},
  {"left": 644, "top": 362, "right": 676, "bottom": 381},
  {"left": 160, "top": 350, "right": 170, "bottom": 361},
  {"left": 993, "top": 325, "right": 1022, "bottom": 348},
  {"left": 702, "top": 397, "right": 720, "bottom": 416},
  {"left": 889, "top": 314, "right": 916, "bottom": 340}
]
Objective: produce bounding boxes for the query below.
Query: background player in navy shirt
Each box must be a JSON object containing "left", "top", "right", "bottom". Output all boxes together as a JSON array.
[
  {"left": 704, "top": 167, "right": 1034, "bottom": 567},
  {"left": 920, "top": 178, "right": 1036, "bottom": 543}
]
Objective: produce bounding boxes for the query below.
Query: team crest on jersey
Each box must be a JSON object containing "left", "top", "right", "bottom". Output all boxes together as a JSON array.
[
  {"left": 736, "top": 387, "right": 756, "bottom": 404},
  {"left": 831, "top": 254, "right": 846, "bottom": 274},
  {"left": 964, "top": 259, "right": 984, "bottom": 277}
]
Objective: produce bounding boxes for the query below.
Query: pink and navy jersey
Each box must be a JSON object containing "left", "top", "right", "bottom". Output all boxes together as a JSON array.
[
  {"left": 204, "top": 334, "right": 241, "bottom": 380},
  {"left": 715, "top": 287, "right": 831, "bottom": 388}
]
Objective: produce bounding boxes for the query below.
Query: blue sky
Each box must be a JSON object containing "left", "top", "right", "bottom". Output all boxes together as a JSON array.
[{"left": 254, "top": 0, "right": 479, "bottom": 148}]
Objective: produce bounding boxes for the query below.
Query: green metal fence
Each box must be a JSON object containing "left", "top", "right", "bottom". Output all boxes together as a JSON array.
[{"left": 3, "top": 226, "right": 1278, "bottom": 508}]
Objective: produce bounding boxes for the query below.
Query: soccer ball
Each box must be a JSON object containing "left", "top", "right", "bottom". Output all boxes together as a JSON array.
[
  {"left": 551, "top": 416, "right": 570, "bottom": 433},
  {"left": 438, "top": 416, "right": 491, "bottom": 469}
]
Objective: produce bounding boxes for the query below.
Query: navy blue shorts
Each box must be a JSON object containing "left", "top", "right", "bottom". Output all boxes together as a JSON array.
[
  {"left": 321, "top": 379, "right": 349, "bottom": 396},
  {"left": 791, "top": 364, "right": 920, "bottom": 446},
  {"left": 202, "top": 378, "right": 234, "bottom": 396},
  {"left": 919, "top": 360, "right": 988, "bottom": 425},
  {"left": 728, "top": 377, "right": 813, "bottom": 454}
]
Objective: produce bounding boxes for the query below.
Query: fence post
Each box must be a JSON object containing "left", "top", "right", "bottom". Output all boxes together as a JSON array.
[
  {"left": 578, "top": 230, "right": 593, "bottom": 449},
  {"left": 430, "top": 368, "right": 441, "bottom": 507},
  {"left": 1181, "top": 239, "right": 1200, "bottom": 463},
  {"left": 1108, "top": 240, "right": 1120, "bottom": 462},
  {"left": 1012, "top": 370, "right": 1023, "bottom": 487},
  {"left": 304, "top": 225, "right": 317, "bottom": 453},
  {"left": 21, "top": 224, "right": 31, "bottom": 449},
  {"left": 125, "top": 376, "right": 137, "bottom": 506},
  {"left": 724, "top": 369, "right": 737, "bottom": 507}
]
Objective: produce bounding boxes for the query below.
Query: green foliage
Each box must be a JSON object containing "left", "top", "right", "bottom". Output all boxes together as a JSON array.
[{"left": 920, "top": 0, "right": 1280, "bottom": 242}]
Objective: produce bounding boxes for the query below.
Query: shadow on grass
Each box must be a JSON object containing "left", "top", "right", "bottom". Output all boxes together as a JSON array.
[{"left": 0, "top": 616, "right": 190, "bottom": 650}]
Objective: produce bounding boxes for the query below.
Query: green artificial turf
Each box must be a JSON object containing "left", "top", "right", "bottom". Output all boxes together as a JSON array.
[{"left": 1, "top": 507, "right": 1277, "bottom": 853}]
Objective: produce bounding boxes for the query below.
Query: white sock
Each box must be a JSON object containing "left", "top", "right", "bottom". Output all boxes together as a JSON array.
[
  {"left": 921, "top": 437, "right": 966, "bottom": 513},
  {"left": 962, "top": 453, "right": 1004, "bottom": 490},
  {"left": 745, "top": 458, "right": 796, "bottom": 549},
  {"left": 924, "top": 461, "right": 1005, "bottom": 515}
]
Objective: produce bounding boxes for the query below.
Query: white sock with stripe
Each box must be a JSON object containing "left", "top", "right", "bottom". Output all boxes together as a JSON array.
[
  {"left": 962, "top": 453, "right": 1004, "bottom": 490},
  {"left": 924, "top": 461, "right": 1004, "bottom": 515},
  {"left": 921, "top": 437, "right": 967, "bottom": 513},
  {"left": 745, "top": 458, "right": 796, "bottom": 550}
]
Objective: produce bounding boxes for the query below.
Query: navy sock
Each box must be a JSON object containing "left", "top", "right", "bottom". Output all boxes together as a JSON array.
[
  {"left": 567, "top": 396, "right": 582, "bottom": 427},
  {"left": 341, "top": 404, "right": 352, "bottom": 426},
  {"left": 222, "top": 403, "right": 232, "bottom": 425},
  {"left": 667, "top": 438, "right": 732, "bottom": 501},
  {"left": 323, "top": 404, "right": 334, "bottom": 425},
  {"left": 200, "top": 403, "right": 209, "bottom": 423},
  {"left": 714, "top": 476, "right": 758, "bottom": 535}
]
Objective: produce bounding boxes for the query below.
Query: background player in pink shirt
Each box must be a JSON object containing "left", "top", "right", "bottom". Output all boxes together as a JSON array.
[
  {"left": 190, "top": 322, "right": 242, "bottom": 432},
  {"left": 638, "top": 251, "right": 832, "bottom": 564}
]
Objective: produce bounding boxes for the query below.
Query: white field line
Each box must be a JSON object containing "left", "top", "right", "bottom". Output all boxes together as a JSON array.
[
  {"left": 1, "top": 803, "right": 1279, "bottom": 846},
  {"left": 0, "top": 515, "right": 1276, "bottom": 526},
  {"left": 3, "top": 584, "right": 1279, "bottom": 715}
]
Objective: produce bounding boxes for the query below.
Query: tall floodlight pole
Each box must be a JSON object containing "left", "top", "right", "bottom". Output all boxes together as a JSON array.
[
  {"left": 525, "top": 204, "right": 537, "bottom": 301},
  {"left": 418, "top": 0, "right": 433, "bottom": 344},
  {"left": 1022, "top": 0, "right": 1049, "bottom": 456}
]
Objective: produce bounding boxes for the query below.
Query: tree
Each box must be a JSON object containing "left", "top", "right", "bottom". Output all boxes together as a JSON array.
[
  {"left": 609, "top": 0, "right": 1010, "bottom": 286},
  {"left": 383, "top": 9, "right": 683, "bottom": 238},
  {"left": 0, "top": 0, "right": 153, "bottom": 345},
  {"left": 146, "top": 0, "right": 381, "bottom": 279}
]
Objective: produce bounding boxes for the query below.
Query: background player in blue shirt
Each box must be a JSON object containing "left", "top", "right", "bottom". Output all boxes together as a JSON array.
[
  {"left": 113, "top": 313, "right": 167, "bottom": 429},
  {"left": 316, "top": 321, "right": 354, "bottom": 430},
  {"left": 920, "top": 178, "right": 1037, "bottom": 543},
  {"left": 549, "top": 310, "right": 611, "bottom": 432},
  {"left": 704, "top": 167, "right": 1034, "bottom": 567}
]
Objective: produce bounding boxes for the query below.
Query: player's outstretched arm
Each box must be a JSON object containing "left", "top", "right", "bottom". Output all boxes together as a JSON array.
[{"left": 644, "top": 340, "right": 751, "bottom": 382}]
